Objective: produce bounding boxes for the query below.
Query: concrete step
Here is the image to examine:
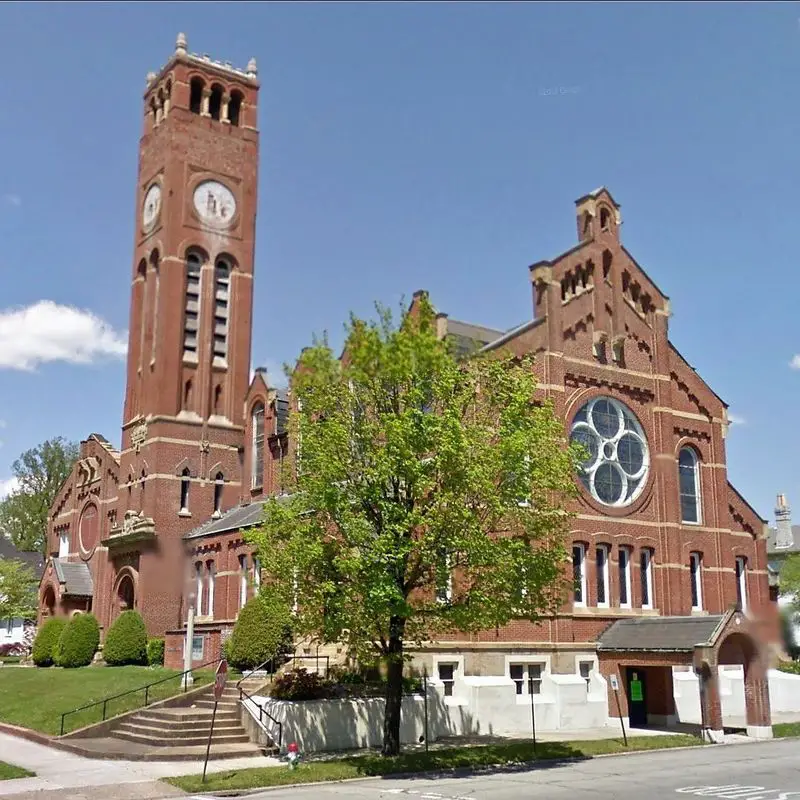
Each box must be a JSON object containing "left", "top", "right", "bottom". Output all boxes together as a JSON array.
[
  {"left": 116, "top": 719, "right": 246, "bottom": 737},
  {"left": 137, "top": 708, "right": 241, "bottom": 724},
  {"left": 111, "top": 728, "right": 252, "bottom": 747},
  {"left": 58, "top": 736, "right": 265, "bottom": 762},
  {"left": 192, "top": 699, "right": 240, "bottom": 710}
]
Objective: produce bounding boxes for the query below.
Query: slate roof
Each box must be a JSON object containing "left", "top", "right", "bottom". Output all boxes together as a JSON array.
[
  {"left": 445, "top": 319, "right": 506, "bottom": 359},
  {"left": 597, "top": 615, "right": 725, "bottom": 652},
  {"left": 766, "top": 525, "right": 800, "bottom": 556},
  {"left": 53, "top": 559, "right": 94, "bottom": 597},
  {"left": 184, "top": 500, "right": 269, "bottom": 540},
  {"left": 0, "top": 536, "right": 45, "bottom": 578}
]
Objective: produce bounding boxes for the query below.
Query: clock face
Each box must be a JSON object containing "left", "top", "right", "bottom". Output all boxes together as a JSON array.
[
  {"left": 142, "top": 183, "right": 162, "bottom": 229},
  {"left": 193, "top": 180, "right": 236, "bottom": 227}
]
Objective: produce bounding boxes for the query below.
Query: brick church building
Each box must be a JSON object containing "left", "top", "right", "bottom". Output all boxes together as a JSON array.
[{"left": 39, "top": 36, "right": 777, "bottom": 740}]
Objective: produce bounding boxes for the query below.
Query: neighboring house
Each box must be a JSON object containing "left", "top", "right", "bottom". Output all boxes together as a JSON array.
[
  {"left": 0, "top": 536, "right": 45, "bottom": 649},
  {"left": 766, "top": 494, "right": 800, "bottom": 648}
]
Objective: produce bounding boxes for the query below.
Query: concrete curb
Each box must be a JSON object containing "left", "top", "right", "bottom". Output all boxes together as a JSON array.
[{"left": 172, "top": 738, "right": 719, "bottom": 796}]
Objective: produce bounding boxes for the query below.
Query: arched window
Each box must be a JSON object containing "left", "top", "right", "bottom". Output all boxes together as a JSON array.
[
  {"left": 212, "top": 259, "right": 230, "bottom": 362},
  {"left": 251, "top": 403, "right": 265, "bottom": 490},
  {"left": 678, "top": 447, "right": 701, "bottom": 524},
  {"left": 600, "top": 207, "right": 611, "bottom": 230},
  {"left": 180, "top": 467, "right": 191, "bottom": 513},
  {"left": 229, "top": 90, "right": 243, "bottom": 127},
  {"left": 213, "top": 384, "right": 223, "bottom": 415},
  {"left": 189, "top": 77, "right": 204, "bottom": 115},
  {"left": 183, "top": 252, "right": 202, "bottom": 359},
  {"left": 150, "top": 250, "right": 160, "bottom": 364},
  {"left": 183, "top": 378, "right": 193, "bottom": 410},
  {"left": 209, "top": 84, "right": 224, "bottom": 121},
  {"left": 214, "top": 472, "right": 224, "bottom": 515}
]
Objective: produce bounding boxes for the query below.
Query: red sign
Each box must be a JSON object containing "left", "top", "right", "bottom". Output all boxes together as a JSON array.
[{"left": 213, "top": 659, "right": 228, "bottom": 701}]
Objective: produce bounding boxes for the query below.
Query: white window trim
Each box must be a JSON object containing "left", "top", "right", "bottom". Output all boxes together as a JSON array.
[
  {"left": 573, "top": 543, "right": 587, "bottom": 608},
  {"left": 690, "top": 552, "right": 703, "bottom": 611},
  {"left": 251, "top": 404, "right": 265, "bottom": 490},
  {"left": 735, "top": 556, "right": 747, "bottom": 613},
  {"left": 59, "top": 531, "right": 69, "bottom": 558},
  {"left": 195, "top": 563, "right": 204, "bottom": 616},
  {"left": 184, "top": 634, "right": 204, "bottom": 661},
  {"left": 596, "top": 545, "right": 610, "bottom": 608},
  {"left": 239, "top": 554, "right": 248, "bottom": 608},
  {"left": 253, "top": 557, "right": 262, "bottom": 591},
  {"left": 504, "top": 654, "right": 551, "bottom": 701},
  {"left": 206, "top": 563, "right": 215, "bottom": 620},
  {"left": 619, "top": 547, "right": 632, "bottom": 609},
  {"left": 436, "top": 553, "right": 453, "bottom": 604},
  {"left": 431, "top": 655, "right": 465, "bottom": 701},
  {"left": 641, "top": 549, "right": 654, "bottom": 610},
  {"left": 679, "top": 448, "right": 702, "bottom": 525}
]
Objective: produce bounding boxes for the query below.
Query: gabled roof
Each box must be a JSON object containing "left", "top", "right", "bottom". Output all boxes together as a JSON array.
[
  {"left": 0, "top": 537, "right": 45, "bottom": 578},
  {"left": 52, "top": 559, "right": 94, "bottom": 597},
  {"left": 445, "top": 318, "right": 506, "bottom": 358},
  {"left": 597, "top": 615, "right": 725, "bottom": 652}
]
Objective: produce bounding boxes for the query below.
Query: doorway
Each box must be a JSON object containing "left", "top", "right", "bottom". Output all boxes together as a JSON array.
[{"left": 626, "top": 667, "right": 647, "bottom": 727}]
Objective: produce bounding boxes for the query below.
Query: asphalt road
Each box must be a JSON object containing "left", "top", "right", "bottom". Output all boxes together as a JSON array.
[{"left": 195, "top": 739, "right": 800, "bottom": 800}]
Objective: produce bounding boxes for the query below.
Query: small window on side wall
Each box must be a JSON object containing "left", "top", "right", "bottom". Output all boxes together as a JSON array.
[{"left": 679, "top": 447, "right": 701, "bottom": 524}]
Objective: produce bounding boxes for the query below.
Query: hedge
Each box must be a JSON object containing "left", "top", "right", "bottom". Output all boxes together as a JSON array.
[
  {"left": 54, "top": 613, "right": 100, "bottom": 668},
  {"left": 103, "top": 610, "right": 148, "bottom": 666},
  {"left": 147, "top": 638, "right": 165, "bottom": 666},
  {"left": 32, "top": 617, "right": 67, "bottom": 667},
  {"left": 225, "top": 592, "right": 292, "bottom": 671}
]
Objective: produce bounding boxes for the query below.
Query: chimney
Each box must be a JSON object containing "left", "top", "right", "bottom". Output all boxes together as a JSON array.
[{"left": 775, "top": 494, "right": 794, "bottom": 549}]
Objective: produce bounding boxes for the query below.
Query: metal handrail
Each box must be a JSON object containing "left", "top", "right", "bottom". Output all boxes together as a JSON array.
[
  {"left": 239, "top": 685, "right": 282, "bottom": 750},
  {"left": 290, "top": 653, "right": 330, "bottom": 677},
  {"left": 236, "top": 657, "right": 278, "bottom": 688},
  {"left": 59, "top": 657, "right": 221, "bottom": 736}
]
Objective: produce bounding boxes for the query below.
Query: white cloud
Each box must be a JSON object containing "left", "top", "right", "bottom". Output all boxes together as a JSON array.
[
  {"left": 791, "top": 355, "right": 800, "bottom": 370},
  {"left": 0, "top": 300, "right": 127, "bottom": 371},
  {"left": 727, "top": 412, "right": 745, "bottom": 426},
  {"left": 0, "top": 477, "right": 19, "bottom": 500},
  {"left": 2, "top": 194, "right": 21, "bottom": 208}
]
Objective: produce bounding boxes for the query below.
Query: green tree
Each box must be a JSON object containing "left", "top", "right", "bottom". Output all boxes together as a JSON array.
[
  {"left": 0, "top": 559, "right": 38, "bottom": 621},
  {"left": 54, "top": 613, "right": 100, "bottom": 668},
  {"left": 247, "top": 296, "right": 581, "bottom": 756},
  {"left": 225, "top": 592, "right": 292, "bottom": 671},
  {"left": 103, "top": 610, "right": 148, "bottom": 666},
  {"left": 0, "top": 437, "right": 79, "bottom": 554}
]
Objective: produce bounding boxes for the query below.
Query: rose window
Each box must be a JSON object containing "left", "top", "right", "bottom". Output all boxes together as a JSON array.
[{"left": 569, "top": 397, "right": 649, "bottom": 507}]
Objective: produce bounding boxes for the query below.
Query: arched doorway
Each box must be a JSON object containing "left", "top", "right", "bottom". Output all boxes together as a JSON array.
[
  {"left": 117, "top": 574, "right": 135, "bottom": 612},
  {"left": 41, "top": 585, "right": 56, "bottom": 617}
]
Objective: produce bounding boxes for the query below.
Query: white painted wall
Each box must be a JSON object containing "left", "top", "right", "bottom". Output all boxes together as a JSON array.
[
  {"left": 673, "top": 666, "right": 800, "bottom": 726},
  {"left": 0, "top": 618, "right": 26, "bottom": 648}
]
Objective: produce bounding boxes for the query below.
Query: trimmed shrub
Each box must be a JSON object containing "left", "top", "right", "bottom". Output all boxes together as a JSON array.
[
  {"left": 103, "top": 610, "right": 148, "bottom": 666},
  {"left": 54, "top": 613, "right": 100, "bottom": 668},
  {"left": 32, "top": 617, "right": 67, "bottom": 667},
  {"left": 226, "top": 592, "right": 292, "bottom": 672},
  {"left": 271, "top": 668, "right": 330, "bottom": 701},
  {"left": 147, "top": 638, "right": 165, "bottom": 666}
]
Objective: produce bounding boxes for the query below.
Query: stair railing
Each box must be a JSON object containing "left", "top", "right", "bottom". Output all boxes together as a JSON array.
[
  {"left": 59, "top": 657, "right": 221, "bottom": 736},
  {"left": 239, "top": 685, "right": 282, "bottom": 751}
]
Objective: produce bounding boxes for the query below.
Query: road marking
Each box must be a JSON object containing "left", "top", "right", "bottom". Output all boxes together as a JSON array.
[
  {"left": 382, "top": 789, "right": 474, "bottom": 800},
  {"left": 676, "top": 788, "right": 800, "bottom": 799}
]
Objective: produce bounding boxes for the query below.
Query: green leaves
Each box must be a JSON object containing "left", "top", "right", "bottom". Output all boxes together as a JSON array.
[
  {"left": 0, "top": 559, "right": 38, "bottom": 621},
  {"left": 248, "top": 294, "right": 580, "bottom": 662},
  {"left": 0, "top": 437, "right": 79, "bottom": 555}
]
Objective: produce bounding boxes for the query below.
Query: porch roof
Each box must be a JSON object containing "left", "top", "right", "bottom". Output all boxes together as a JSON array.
[
  {"left": 597, "top": 615, "right": 725, "bottom": 653},
  {"left": 53, "top": 559, "right": 94, "bottom": 598}
]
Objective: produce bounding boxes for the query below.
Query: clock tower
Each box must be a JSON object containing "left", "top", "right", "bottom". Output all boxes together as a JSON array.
[{"left": 112, "top": 34, "right": 260, "bottom": 634}]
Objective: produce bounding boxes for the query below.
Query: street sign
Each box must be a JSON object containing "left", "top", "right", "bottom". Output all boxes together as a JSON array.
[
  {"left": 609, "top": 672, "right": 627, "bottom": 747},
  {"left": 609, "top": 673, "right": 619, "bottom": 691},
  {"left": 213, "top": 659, "right": 228, "bottom": 701}
]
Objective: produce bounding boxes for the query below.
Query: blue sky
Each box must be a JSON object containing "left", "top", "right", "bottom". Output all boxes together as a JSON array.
[{"left": 0, "top": 2, "right": 797, "bottom": 523}]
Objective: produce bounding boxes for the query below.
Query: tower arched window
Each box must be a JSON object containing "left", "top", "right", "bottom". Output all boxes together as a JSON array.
[
  {"left": 212, "top": 259, "right": 230, "bottom": 362},
  {"left": 189, "top": 77, "right": 204, "bottom": 115},
  {"left": 209, "top": 84, "right": 224, "bottom": 121},
  {"left": 251, "top": 403, "right": 265, "bottom": 490},
  {"left": 180, "top": 467, "right": 191, "bottom": 514},
  {"left": 229, "top": 91, "right": 243, "bottom": 127},
  {"left": 678, "top": 447, "right": 701, "bottom": 524},
  {"left": 214, "top": 472, "right": 224, "bottom": 516},
  {"left": 183, "top": 252, "right": 202, "bottom": 360}
]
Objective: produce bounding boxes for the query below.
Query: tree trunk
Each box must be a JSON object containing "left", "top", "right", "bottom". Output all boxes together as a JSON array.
[{"left": 381, "top": 617, "right": 405, "bottom": 756}]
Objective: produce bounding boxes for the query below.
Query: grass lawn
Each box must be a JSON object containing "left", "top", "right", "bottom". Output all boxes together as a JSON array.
[
  {"left": 773, "top": 722, "right": 800, "bottom": 738},
  {"left": 167, "top": 734, "right": 704, "bottom": 793},
  {"left": 0, "top": 666, "right": 219, "bottom": 735},
  {"left": 0, "top": 762, "right": 34, "bottom": 781}
]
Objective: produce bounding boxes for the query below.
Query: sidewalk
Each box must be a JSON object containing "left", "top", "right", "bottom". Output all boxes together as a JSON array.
[{"left": 0, "top": 731, "right": 282, "bottom": 799}]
